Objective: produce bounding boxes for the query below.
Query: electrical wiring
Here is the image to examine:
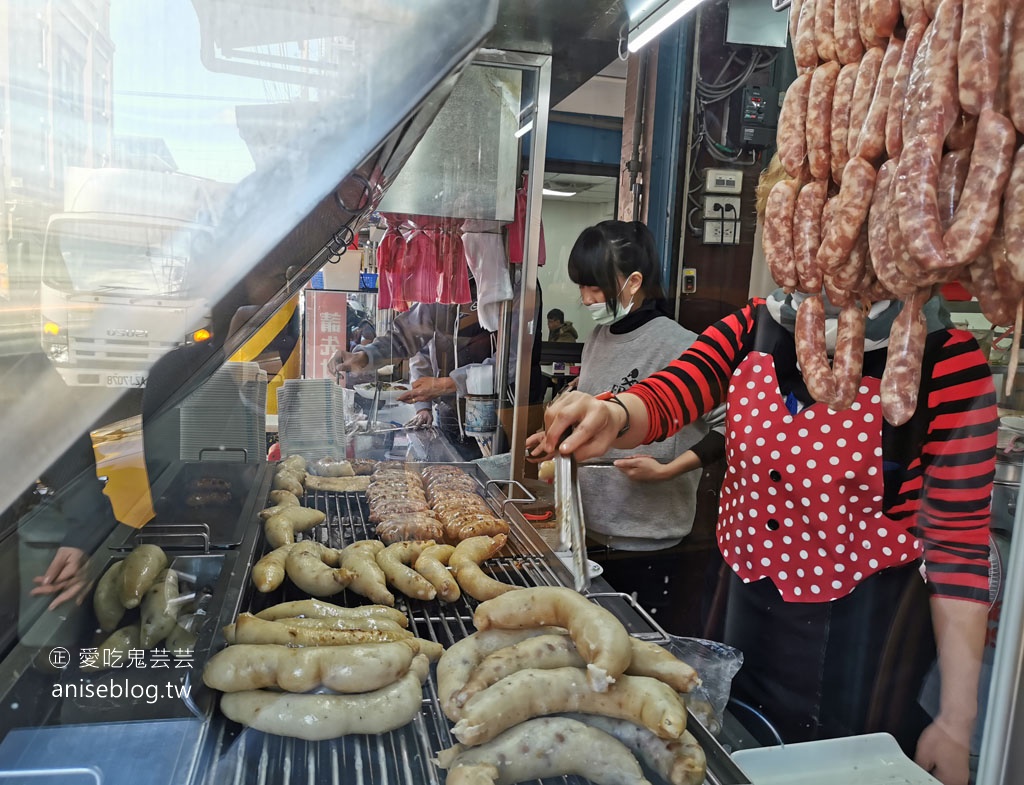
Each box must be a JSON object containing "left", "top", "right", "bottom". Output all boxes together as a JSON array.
[
  {"left": 683, "top": 39, "right": 779, "bottom": 235},
  {"left": 686, "top": 206, "right": 703, "bottom": 235},
  {"left": 692, "top": 47, "right": 778, "bottom": 164}
]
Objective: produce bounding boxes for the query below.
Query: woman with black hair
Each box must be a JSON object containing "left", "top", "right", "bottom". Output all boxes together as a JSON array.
[{"left": 529, "top": 220, "right": 725, "bottom": 634}]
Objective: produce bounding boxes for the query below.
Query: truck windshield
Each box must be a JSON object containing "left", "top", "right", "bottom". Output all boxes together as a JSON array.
[{"left": 43, "top": 219, "right": 205, "bottom": 298}]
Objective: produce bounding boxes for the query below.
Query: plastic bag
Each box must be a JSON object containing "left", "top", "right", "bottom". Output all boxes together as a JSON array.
[{"left": 666, "top": 636, "right": 743, "bottom": 736}]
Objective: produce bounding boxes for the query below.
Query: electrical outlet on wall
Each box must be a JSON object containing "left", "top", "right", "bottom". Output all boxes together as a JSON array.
[
  {"left": 703, "top": 195, "right": 742, "bottom": 218},
  {"left": 701, "top": 195, "right": 742, "bottom": 245},
  {"left": 703, "top": 222, "right": 723, "bottom": 244}
]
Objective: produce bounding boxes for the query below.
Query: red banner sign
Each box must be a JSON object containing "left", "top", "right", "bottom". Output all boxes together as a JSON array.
[{"left": 303, "top": 290, "right": 348, "bottom": 378}]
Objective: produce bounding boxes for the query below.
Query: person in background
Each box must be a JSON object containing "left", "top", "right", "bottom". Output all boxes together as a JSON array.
[
  {"left": 533, "top": 288, "right": 995, "bottom": 785},
  {"left": 528, "top": 221, "right": 725, "bottom": 635},
  {"left": 349, "top": 318, "right": 377, "bottom": 350},
  {"left": 329, "top": 278, "right": 547, "bottom": 459},
  {"left": 546, "top": 308, "right": 578, "bottom": 342},
  {"left": 328, "top": 301, "right": 493, "bottom": 460},
  {"left": 405, "top": 343, "right": 436, "bottom": 429}
]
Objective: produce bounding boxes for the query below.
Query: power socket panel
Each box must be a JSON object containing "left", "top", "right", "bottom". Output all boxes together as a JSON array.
[
  {"left": 702, "top": 195, "right": 742, "bottom": 245},
  {"left": 702, "top": 195, "right": 742, "bottom": 218}
]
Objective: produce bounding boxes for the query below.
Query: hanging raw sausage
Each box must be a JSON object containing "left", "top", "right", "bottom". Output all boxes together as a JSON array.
[
  {"left": 808, "top": 61, "right": 842, "bottom": 179},
  {"left": 885, "top": 10, "right": 928, "bottom": 157},
  {"left": 779, "top": 73, "right": 813, "bottom": 177},
  {"left": 831, "top": 63, "right": 860, "bottom": 183},
  {"left": 944, "top": 109, "right": 1016, "bottom": 267}
]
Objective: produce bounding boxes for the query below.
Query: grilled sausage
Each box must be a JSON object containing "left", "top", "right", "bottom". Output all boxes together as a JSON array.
[
  {"left": 203, "top": 641, "right": 416, "bottom": 693},
  {"left": 452, "top": 667, "right": 687, "bottom": 746},
  {"left": 437, "top": 718, "right": 653, "bottom": 785},
  {"left": 473, "top": 585, "right": 632, "bottom": 693},
  {"left": 219, "top": 654, "right": 428, "bottom": 740}
]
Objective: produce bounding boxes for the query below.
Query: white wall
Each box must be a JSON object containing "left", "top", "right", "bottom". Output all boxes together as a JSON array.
[{"left": 539, "top": 197, "right": 615, "bottom": 344}]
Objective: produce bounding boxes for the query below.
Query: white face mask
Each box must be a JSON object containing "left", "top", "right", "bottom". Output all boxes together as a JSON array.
[{"left": 586, "top": 276, "right": 637, "bottom": 325}]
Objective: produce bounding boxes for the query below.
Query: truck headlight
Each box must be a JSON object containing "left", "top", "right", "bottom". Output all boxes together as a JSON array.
[{"left": 42, "top": 322, "right": 68, "bottom": 362}]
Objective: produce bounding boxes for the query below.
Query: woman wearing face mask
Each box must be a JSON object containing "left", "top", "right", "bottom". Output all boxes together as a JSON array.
[{"left": 528, "top": 220, "right": 725, "bottom": 635}]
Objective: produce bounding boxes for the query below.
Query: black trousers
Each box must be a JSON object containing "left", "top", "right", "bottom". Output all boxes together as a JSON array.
[
  {"left": 588, "top": 541, "right": 720, "bottom": 638},
  {"left": 723, "top": 564, "right": 935, "bottom": 752}
]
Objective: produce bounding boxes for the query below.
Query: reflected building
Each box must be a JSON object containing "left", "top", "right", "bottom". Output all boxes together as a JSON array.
[{"left": 0, "top": 0, "right": 113, "bottom": 352}]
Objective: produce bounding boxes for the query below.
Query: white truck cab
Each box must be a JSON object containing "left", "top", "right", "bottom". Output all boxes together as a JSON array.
[{"left": 40, "top": 168, "right": 227, "bottom": 388}]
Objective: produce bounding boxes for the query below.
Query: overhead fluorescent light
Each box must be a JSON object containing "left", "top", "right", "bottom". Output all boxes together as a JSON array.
[
  {"left": 514, "top": 120, "right": 534, "bottom": 139},
  {"left": 542, "top": 188, "right": 576, "bottom": 197},
  {"left": 628, "top": 0, "right": 707, "bottom": 52}
]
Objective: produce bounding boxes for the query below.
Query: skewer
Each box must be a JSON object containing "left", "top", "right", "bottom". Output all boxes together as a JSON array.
[
  {"left": 1008, "top": 300, "right": 1023, "bottom": 399},
  {"left": 168, "top": 592, "right": 197, "bottom": 608}
]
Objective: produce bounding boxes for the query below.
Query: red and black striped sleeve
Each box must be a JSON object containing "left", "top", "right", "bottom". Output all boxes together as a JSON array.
[
  {"left": 626, "top": 300, "right": 761, "bottom": 443},
  {"left": 914, "top": 330, "right": 996, "bottom": 603}
]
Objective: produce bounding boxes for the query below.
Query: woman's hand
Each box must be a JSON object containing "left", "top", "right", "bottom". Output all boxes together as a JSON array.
[
  {"left": 613, "top": 454, "right": 668, "bottom": 481},
  {"left": 405, "top": 409, "right": 434, "bottom": 429},
  {"left": 327, "top": 349, "right": 369, "bottom": 376},
  {"left": 534, "top": 391, "right": 625, "bottom": 462},
  {"left": 525, "top": 430, "right": 555, "bottom": 463},
  {"left": 398, "top": 376, "right": 456, "bottom": 404},
  {"left": 31, "top": 546, "right": 89, "bottom": 610},
  {"left": 915, "top": 716, "right": 972, "bottom": 785}
]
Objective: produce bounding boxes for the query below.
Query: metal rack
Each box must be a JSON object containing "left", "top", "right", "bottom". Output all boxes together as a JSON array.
[{"left": 195, "top": 463, "right": 747, "bottom": 785}]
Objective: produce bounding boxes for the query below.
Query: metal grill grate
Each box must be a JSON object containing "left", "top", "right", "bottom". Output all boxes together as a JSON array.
[{"left": 198, "top": 466, "right": 736, "bottom": 785}]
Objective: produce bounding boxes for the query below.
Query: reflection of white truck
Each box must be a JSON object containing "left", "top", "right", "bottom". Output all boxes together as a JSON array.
[{"left": 40, "top": 168, "right": 229, "bottom": 387}]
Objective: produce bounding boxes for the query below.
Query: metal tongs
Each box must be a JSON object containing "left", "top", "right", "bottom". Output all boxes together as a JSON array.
[{"left": 554, "top": 429, "right": 590, "bottom": 592}]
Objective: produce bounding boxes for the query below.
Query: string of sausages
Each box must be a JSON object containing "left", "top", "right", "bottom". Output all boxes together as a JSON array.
[{"left": 764, "top": 0, "right": 1024, "bottom": 425}]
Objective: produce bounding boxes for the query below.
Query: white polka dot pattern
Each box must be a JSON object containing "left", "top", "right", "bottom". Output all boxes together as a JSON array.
[{"left": 717, "top": 352, "right": 921, "bottom": 603}]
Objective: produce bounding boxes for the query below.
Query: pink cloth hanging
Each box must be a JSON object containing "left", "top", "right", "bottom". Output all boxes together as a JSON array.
[
  {"left": 376, "top": 228, "right": 406, "bottom": 311},
  {"left": 436, "top": 220, "right": 470, "bottom": 304},
  {"left": 507, "top": 174, "right": 546, "bottom": 267}
]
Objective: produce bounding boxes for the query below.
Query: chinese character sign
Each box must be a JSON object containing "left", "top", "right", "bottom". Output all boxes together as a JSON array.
[{"left": 303, "top": 290, "right": 349, "bottom": 379}]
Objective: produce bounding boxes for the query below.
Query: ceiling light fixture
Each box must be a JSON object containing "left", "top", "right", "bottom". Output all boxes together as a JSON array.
[
  {"left": 627, "top": 0, "right": 708, "bottom": 53},
  {"left": 542, "top": 188, "right": 577, "bottom": 197}
]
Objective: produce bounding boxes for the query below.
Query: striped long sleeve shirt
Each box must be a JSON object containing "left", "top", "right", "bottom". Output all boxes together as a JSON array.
[{"left": 624, "top": 299, "right": 997, "bottom": 602}]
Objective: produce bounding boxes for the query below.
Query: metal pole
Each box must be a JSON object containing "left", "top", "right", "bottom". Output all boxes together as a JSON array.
[
  {"left": 509, "top": 56, "right": 551, "bottom": 481},
  {"left": 976, "top": 479, "right": 1024, "bottom": 785},
  {"left": 492, "top": 296, "right": 512, "bottom": 455}
]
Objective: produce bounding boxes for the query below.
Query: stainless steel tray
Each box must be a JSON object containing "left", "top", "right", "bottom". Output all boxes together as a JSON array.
[{"left": 116, "top": 461, "right": 272, "bottom": 550}]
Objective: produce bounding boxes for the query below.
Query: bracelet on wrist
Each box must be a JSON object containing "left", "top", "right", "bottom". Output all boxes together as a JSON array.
[{"left": 605, "top": 394, "right": 631, "bottom": 438}]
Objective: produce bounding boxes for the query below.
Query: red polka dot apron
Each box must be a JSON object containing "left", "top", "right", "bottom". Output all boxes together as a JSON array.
[{"left": 718, "top": 351, "right": 922, "bottom": 602}]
